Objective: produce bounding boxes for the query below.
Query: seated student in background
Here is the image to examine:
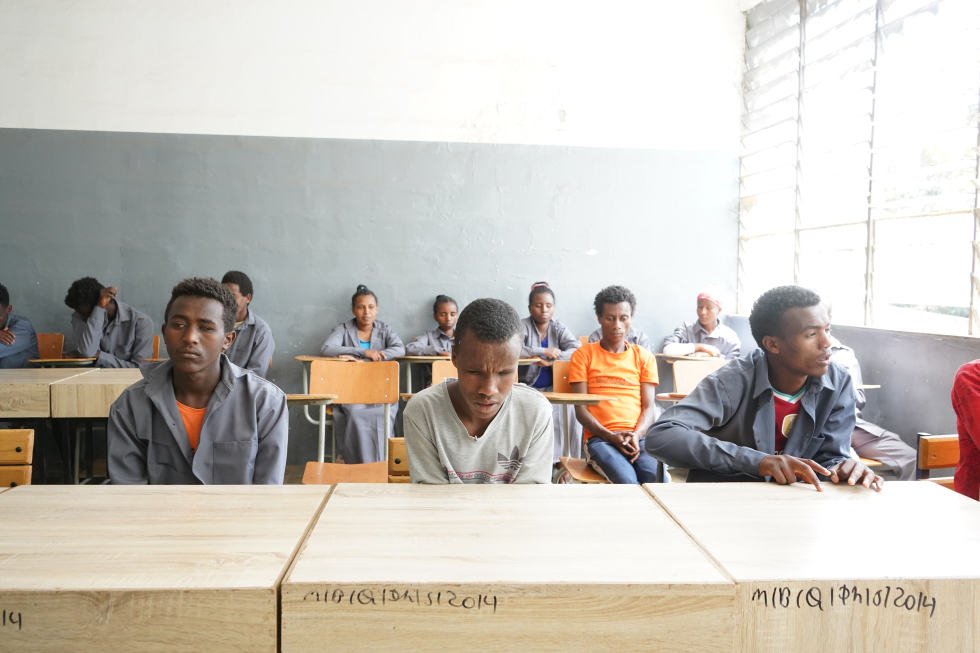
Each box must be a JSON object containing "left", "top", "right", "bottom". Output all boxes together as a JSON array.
[
  {"left": 570, "top": 285, "right": 666, "bottom": 484},
  {"left": 221, "top": 270, "right": 275, "bottom": 378},
  {"left": 64, "top": 277, "right": 153, "bottom": 368},
  {"left": 646, "top": 285, "right": 883, "bottom": 491},
  {"left": 320, "top": 284, "right": 405, "bottom": 463},
  {"left": 405, "top": 294, "right": 457, "bottom": 388},
  {"left": 662, "top": 285, "right": 740, "bottom": 359},
  {"left": 822, "top": 296, "right": 915, "bottom": 481},
  {"left": 519, "top": 281, "right": 583, "bottom": 459},
  {"left": 108, "top": 277, "right": 288, "bottom": 485},
  {"left": 0, "top": 283, "right": 39, "bottom": 368},
  {"left": 588, "top": 325, "right": 652, "bottom": 351},
  {"left": 951, "top": 361, "right": 980, "bottom": 500},
  {"left": 405, "top": 298, "right": 553, "bottom": 484}
]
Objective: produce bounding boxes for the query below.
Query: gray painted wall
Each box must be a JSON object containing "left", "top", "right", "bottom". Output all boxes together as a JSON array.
[{"left": 0, "top": 128, "right": 738, "bottom": 462}]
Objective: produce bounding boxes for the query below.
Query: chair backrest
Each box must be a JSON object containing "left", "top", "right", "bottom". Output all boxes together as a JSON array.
[
  {"left": 431, "top": 360, "right": 457, "bottom": 385},
  {"left": 36, "top": 333, "right": 64, "bottom": 359},
  {"left": 302, "top": 461, "right": 388, "bottom": 484},
  {"left": 309, "top": 360, "right": 399, "bottom": 405},
  {"left": 152, "top": 334, "right": 161, "bottom": 359},
  {"left": 672, "top": 358, "right": 729, "bottom": 395},
  {"left": 553, "top": 360, "right": 572, "bottom": 393},
  {"left": 916, "top": 434, "right": 959, "bottom": 483},
  {"left": 578, "top": 335, "right": 589, "bottom": 346},
  {"left": 388, "top": 438, "right": 409, "bottom": 477}
]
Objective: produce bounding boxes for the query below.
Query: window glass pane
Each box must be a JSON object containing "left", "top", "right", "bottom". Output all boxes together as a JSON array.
[
  {"left": 740, "top": 188, "right": 797, "bottom": 235},
  {"left": 740, "top": 234, "right": 797, "bottom": 309}
]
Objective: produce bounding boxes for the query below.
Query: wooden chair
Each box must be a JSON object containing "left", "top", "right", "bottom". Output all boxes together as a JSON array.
[
  {"left": 152, "top": 334, "right": 161, "bottom": 359},
  {"left": 302, "top": 461, "right": 388, "bottom": 484},
  {"left": 578, "top": 335, "right": 589, "bottom": 346},
  {"left": 0, "top": 429, "right": 34, "bottom": 488},
  {"left": 431, "top": 360, "right": 457, "bottom": 385},
  {"left": 672, "top": 358, "right": 729, "bottom": 394},
  {"left": 388, "top": 437, "right": 410, "bottom": 483},
  {"left": 915, "top": 433, "right": 959, "bottom": 490},
  {"left": 36, "top": 334, "right": 64, "bottom": 359},
  {"left": 553, "top": 360, "right": 610, "bottom": 483}
]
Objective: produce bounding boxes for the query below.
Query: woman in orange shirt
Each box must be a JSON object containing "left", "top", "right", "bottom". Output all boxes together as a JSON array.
[{"left": 569, "top": 285, "right": 665, "bottom": 484}]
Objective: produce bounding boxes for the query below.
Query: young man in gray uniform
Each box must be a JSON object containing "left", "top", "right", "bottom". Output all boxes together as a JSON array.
[
  {"left": 221, "top": 270, "right": 275, "bottom": 378},
  {"left": 0, "top": 283, "right": 39, "bottom": 368},
  {"left": 404, "top": 298, "right": 553, "bottom": 484},
  {"left": 64, "top": 277, "right": 153, "bottom": 368},
  {"left": 588, "top": 326, "right": 652, "bottom": 351},
  {"left": 108, "top": 277, "right": 288, "bottom": 485},
  {"left": 646, "top": 285, "right": 883, "bottom": 491}
]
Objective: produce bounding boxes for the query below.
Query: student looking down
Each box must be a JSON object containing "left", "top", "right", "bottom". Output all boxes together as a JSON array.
[
  {"left": 406, "top": 294, "right": 457, "bottom": 389},
  {"left": 64, "top": 277, "right": 153, "bottom": 368},
  {"left": 221, "top": 270, "right": 275, "bottom": 379},
  {"left": 0, "top": 283, "right": 39, "bottom": 369},
  {"left": 662, "top": 285, "right": 740, "bottom": 360}
]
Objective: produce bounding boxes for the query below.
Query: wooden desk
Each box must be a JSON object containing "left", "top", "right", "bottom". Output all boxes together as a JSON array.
[
  {"left": 398, "top": 355, "right": 449, "bottom": 393},
  {"left": 0, "top": 369, "right": 95, "bottom": 418},
  {"left": 286, "top": 394, "right": 338, "bottom": 463},
  {"left": 540, "top": 392, "right": 616, "bottom": 466},
  {"left": 646, "top": 482, "right": 980, "bottom": 652},
  {"left": 28, "top": 358, "right": 97, "bottom": 368},
  {"left": 280, "top": 484, "right": 734, "bottom": 652},
  {"left": 50, "top": 369, "right": 144, "bottom": 418},
  {"left": 0, "top": 485, "right": 330, "bottom": 653}
]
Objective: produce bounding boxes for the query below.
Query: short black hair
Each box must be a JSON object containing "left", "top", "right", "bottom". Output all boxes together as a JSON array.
[
  {"left": 221, "top": 270, "right": 253, "bottom": 297},
  {"left": 433, "top": 294, "right": 457, "bottom": 314},
  {"left": 593, "top": 285, "right": 636, "bottom": 317},
  {"left": 0, "top": 283, "right": 8, "bottom": 307},
  {"left": 165, "top": 277, "right": 238, "bottom": 333},
  {"left": 64, "top": 277, "right": 104, "bottom": 310},
  {"left": 454, "top": 299, "right": 522, "bottom": 347},
  {"left": 352, "top": 284, "right": 377, "bottom": 308},
  {"left": 749, "top": 285, "right": 822, "bottom": 349},
  {"left": 528, "top": 281, "right": 554, "bottom": 305}
]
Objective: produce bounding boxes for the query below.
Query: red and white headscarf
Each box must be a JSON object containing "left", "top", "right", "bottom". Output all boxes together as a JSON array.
[{"left": 697, "top": 285, "right": 723, "bottom": 311}]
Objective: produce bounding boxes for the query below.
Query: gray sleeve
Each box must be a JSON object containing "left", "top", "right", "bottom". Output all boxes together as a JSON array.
[
  {"left": 723, "top": 339, "right": 741, "bottom": 360},
  {"left": 662, "top": 323, "right": 689, "bottom": 347},
  {"left": 588, "top": 329, "right": 601, "bottom": 344},
  {"left": 554, "top": 322, "right": 581, "bottom": 360},
  {"left": 252, "top": 389, "right": 288, "bottom": 484},
  {"left": 72, "top": 308, "right": 104, "bottom": 358},
  {"left": 320, "top": 324, "right": 364, "bottom": 358},
  {"left": 405, "top": 409, "right": 449, "bottom": 484},
  {"left": 515, "top": 400, "right": 555, "bottom": 484},
  {"left": 0, "top": 318, "right": 37, "bottom": 360},
  {"left": 813, "top": 372, "right": 856, "bottom": 470},
  {"left": 644, "top": 375, "right": 767, "bottom": 476},
  {"left": 246, "top": 323, "right": 275, "bottom": 378},
  {"left": 405, "top": 333, "right": 441, "bottom": 356},
  {"left": 380, "top": 325, "right": 406, "bottom": 360},
  {"left": 521, "top": 321, "right": 546, "bottom": 358},
  {"left": 107, "top": 394, "right": 149, "bottom": 485},
  {"left": 99, "top": 314, "right": 154, "bottom": 368},
  {"left": 634, "top": 330, "right": 653, "bottom": 352}
]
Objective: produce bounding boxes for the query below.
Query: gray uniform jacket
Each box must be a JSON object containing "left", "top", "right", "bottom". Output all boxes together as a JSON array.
[
  {"left": 320, "top": 319, "right": 406, "bottom": 360},
  {"left": 662, "top": 318, "right": 741, "bottom": 360},
  {"left": 588, "top": 327, "right": 652, "bottom": 351},
  {"left": 107, "top": 356, "right": 288, "bottom": 485},
  {"left": 71, "top": 300, "right": 153, "bottom": 368},
  {"left": 519, "top": 317, "right": 580, "bottom": 385},
  {"left": 828, "top": 337, "right": 885, "bottom": 437},
  {"left": 225, "top": 309, "right": 275, "bottom": 378},
  {"left": 645, "top": 349, "right": 855, "bottom": 480},
  {"left": 0, "top": 314, "right": 39, "bottom": 368},
  {"left": 405, "top": 328, "right": 454, "bottom": 356}
]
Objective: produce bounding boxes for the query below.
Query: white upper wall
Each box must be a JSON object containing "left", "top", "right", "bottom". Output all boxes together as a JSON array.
[{"left": 0, "top": 0, "right": 746, "bottom": 151}]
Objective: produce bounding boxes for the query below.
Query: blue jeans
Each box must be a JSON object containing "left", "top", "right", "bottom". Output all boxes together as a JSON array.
[{"left": 586, "top": 436, "right": 666, "bottom": 484}]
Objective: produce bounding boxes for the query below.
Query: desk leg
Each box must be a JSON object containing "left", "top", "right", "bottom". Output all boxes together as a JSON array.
[
  {"left": 383, "top": 404, "right": 390, "bottom": 461},
  {"left": 72, "top": 421, "right": 80, "bottom": 485},
  {"left": 85, "top": 420, "right": 94, "bottom": 481},
  {"left": 406, "top": 362, "right": 412, "bottom": 394},
  {"left": 562, "top": 407, "right": 570, "bottom": 458},
  {"left": 317, "top": 405, "right": 326, "bottom": 464}
]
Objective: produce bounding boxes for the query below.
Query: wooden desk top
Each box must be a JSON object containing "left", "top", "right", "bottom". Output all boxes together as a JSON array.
[
  {"left": 0, "top": 369, "right": 95, "bottom": 383},
  {"left": 28, "top": 357, "right": 97, "bottom": 367},
  {"left": 51, "top": 369, "right": 145, "bottom": 385},
  {"left": 286, "top": 394, "right": 337, "bottom": 406},
  {"left": 540, "top": 392, "right": 617, "bottom": 405},
  {"left": 399, "top": 355, "right": 450, "bottom": 361},
  {"left": 0, "top": 369, "right": 95, "bottom": 418},
  {"left": 49, "top": 368, "right": 145, "bottom": 418}
]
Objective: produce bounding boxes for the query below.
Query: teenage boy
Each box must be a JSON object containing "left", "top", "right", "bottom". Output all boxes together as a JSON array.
[
  {"left": 570, "top": 285, "right": 666, "bottom": 484},
  {"left": 662, "top": 285, "right": 741, "bottom": 360},
  {"left": 64, "top": 277, "right": 153, "bottom": 368},
  {"left": 221, "top": 271, "right": 275, "bottom": 378},
  {"left": 646, "top": 285, "right": 883, "bottom": 491},
  {"left": 588, "top": 326, "right": 652, "bottom": 351},
  {"left": 404, "top": 298, "right": 553, "bottom": 484},
  {"left": 0, "top": 283, "right": 39, "bottom": 368},
  {"left": 108, "top": 277, "right": 288, "bottom": 485}
]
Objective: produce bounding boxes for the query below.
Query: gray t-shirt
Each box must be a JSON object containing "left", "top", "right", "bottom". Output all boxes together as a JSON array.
[{"left": 404, "top": 380, "right": 554, "bottom": 484}]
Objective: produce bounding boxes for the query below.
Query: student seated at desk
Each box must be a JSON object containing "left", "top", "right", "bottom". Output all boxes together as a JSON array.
[
  {"left": 646, "top": 285, "right": 883, "bottom": 491},
  {"left": 0, "top": 283, "right": 39, "bottom": 368},
  {"left": 405, "top": 294, "right": 457, "bottom": 388},
  {"left": 570, "top": 285, "right": 666, "bottom": 484},
  {"left": 64, "top": 277, "right": 153, "bottom": 368},
  {"left": 519, "top": 281, "right": 583, "bottom": 459},
  {"left": 952, "top": 361, "right": 980, "bottom": 500},
  {"left": 405, "top": 298, "right": 553, "bottom": 484},
  {"left": 221, "top": 270, "right": 275, "bottom": 378},
  {"left": 588, "top": 326, "right": 652, "bottom": 350},
  {"left": 108, "top": 277, "right": 288, "bottom": 485},
  {"left": 320, "top": 284, "right": 405, "bottom": 463},
  {"left": 662, "top": 285, "right": 740, "bottom": 359}
]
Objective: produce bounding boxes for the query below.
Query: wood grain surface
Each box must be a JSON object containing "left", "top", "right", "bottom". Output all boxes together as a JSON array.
[
  {"left": 50, "top": 369, "right": 144, "bottom": 418},
  {"left": 0, "top": 429, "right": 34, "bottom": 464},
  {"left": 0, "top": 369, "right": 94, "bottom": 418},
  {"left": 281, "top": 484, "right": 734, "bottom": 653},
  {"left": 646, "top": 482, "right": 980, "bottom": 652},
  {"left": 0, "top": 485, "right": 331, "bottom": 653}
]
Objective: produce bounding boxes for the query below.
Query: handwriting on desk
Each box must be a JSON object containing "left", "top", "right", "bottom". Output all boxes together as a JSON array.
[
  {"left": 2, "top": 610, "right": 23, "bottom": 631},
  {"left": 751, "top": 586, "right": 936, "bottom": 618},
  {"left": 303, "top": 588, "right": 497, "bottom": 613}
]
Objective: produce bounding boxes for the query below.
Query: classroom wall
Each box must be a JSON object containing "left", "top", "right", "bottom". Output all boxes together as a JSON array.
[{"left": 0, "top": 1, "right": 748, "bottom": 463}]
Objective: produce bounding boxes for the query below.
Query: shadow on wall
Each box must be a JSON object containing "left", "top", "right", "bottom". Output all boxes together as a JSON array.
[{"left": 726, "top": 315, "right": 980, "bottom": 445}]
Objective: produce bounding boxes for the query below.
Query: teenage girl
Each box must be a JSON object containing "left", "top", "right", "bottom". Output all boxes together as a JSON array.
[{"left": 406, "top": 295, "right": 458, "bottom": 388}]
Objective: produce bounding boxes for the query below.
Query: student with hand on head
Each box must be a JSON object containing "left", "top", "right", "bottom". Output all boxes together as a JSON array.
[
  {"left": 0, "top": 283, "right": 39, "bottom": 368},
  {"left": 320, "top": 285, "right": 406, "bottom": 463},
  {"left": 108, "top": 278, "right": 288, "bottom": 485},
  {"left": 646, "top": 285, "right": 883, "bottom": 491},
  {"left": 519, "top": 281, "right": 583, "bottom": 459},
  {"left": 405, "top": 298, "right": 553, "bottom": 484},
  {"left": 662, "top": 285, "right": 740, "bottom": 360},
  {"left": 570, "top": 285, "right": 666, "bottom": 484},
  {"left": 221, "top": 270, "right": 275, "bottom": 378},
  {"left": 64, "top": 277, "right": 153, "bottom": 368},
  {"left": 405, "top": 295, "right": 457, "bottom": 389}
]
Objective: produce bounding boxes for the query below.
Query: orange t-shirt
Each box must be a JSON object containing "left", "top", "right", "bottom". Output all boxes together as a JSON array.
[
  {"left": 568, "top": 342, "right": 658, "bottom": 441},
  {"left": 176, "top": 401, "right": 207, "bottom": 453}
]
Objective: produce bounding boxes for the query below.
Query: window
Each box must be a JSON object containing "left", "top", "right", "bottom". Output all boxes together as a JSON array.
[{"left": 737, "top": 0, "right": 980, "bottom": 335}]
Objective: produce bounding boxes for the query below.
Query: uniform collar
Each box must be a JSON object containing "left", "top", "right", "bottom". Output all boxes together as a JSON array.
[
  {"left": 694, "top": 316, "right": 724, "bottom": 338},
  {"left": 752, "top": 349, "right": 836, "bottom": 399}
]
